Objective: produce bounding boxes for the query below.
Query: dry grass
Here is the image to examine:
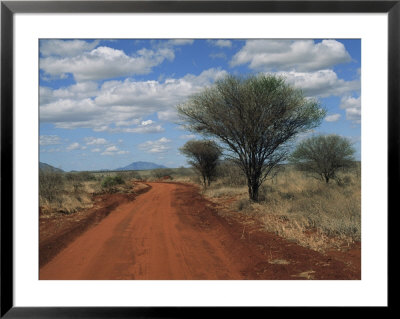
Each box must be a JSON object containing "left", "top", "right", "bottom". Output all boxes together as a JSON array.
[
  {"left": 39, "top": 180, "right": 100, "bottom": 216},
  {"left": 204, "top": 165, "right": 361, "bottom": 252},
  {"left": 39, "top": 171, "right": 138, "bottom": 216}
]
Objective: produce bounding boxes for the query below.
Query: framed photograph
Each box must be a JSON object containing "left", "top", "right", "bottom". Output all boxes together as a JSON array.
[{"left": 1, "top": 0, "right": 395, "bottom": 317}]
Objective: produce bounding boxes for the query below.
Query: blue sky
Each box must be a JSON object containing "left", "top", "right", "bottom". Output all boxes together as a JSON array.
[{"left": 39, "top": 39, "right": 361, "bottom": 171}]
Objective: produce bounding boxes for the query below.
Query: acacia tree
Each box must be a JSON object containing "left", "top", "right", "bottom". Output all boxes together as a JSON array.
[
  {"left": 179, "top": 140, "right": 222, "bottom": 187},
  {"left": 177, "top": 74, "right": 326, "bottom": 201},
  {"left": 289, "top": 134, "right": 356, "bottom": 183}
]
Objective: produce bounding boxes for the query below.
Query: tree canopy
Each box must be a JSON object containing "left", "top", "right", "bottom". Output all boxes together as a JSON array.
[
  {"left": 177, "top": 74, "right": 326, "bottom": 201},
  {"left": 289, "top": 134, "right": 356, "bottom": 183},
  {"left": 179, "top": 139, "right": 222, "bottom": 187}
]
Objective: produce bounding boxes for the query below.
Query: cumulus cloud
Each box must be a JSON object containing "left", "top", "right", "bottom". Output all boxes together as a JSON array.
[
  {"left": 40, "top": 135, "right": 62, "bottom": 146},
  {"left": 40, "top": 82, "right": 99, "bottom": 105},
  {"left": 66, "top": 142, "right": 80, "bottom": 151},
  {"left": 122, "top": 124, "right": 165, "bottom": 134},
  {"left": 40, "top": 39, "right": 100, "bottom": 57},
  {"left": 276, "top": 70, "right": 360, "bottom": 98},
  {"left": 340, "top": 96, "right": 361, "bottom": 123},
  {"left": 231, "top": 39, "right": 351, "bottom": 72},
  {"left": 84, "top": 137, "right": 107, "bottom": 145},
  {"left": 325, "top": 113, "right": 341, "bottom": 122},
  {"left": 40, "top": 68, "right": 227, "bottom": 131},
  {"left": 40, "top": 45, "right": 175, "bottom": 81},
  {"left": 138, "top": 137, "right": 171, "bottom": 153},
  {"left": 208, "top": 40, "right": 232, "bottom": 48},
  {"left": 101, "top": 145, "right": 130, "bottom": 156},
  {"left": 167, "top": 39, "right": 194, "bottom": 46}
]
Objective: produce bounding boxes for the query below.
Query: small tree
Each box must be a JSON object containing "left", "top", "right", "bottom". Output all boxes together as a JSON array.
[
  {"left": 177, "top": 74, "right": 325, "bottom": 201},
  {"left": 289, "top": 134, "right": 356, "bottom": 183},
  {"left": 179, "top": 140, "right": 222, "bottom": 187}
]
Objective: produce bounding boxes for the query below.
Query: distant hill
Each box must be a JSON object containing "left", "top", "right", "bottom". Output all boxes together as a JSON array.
[
  {"left": 39, "top": 162, "right": 64, "bottom": 172},
  {"left": 115, "top": 161, "right": 167, "bottom": 171}
]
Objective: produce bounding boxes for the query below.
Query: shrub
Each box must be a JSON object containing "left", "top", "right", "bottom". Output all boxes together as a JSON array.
[
  {"left": 39, "top": 170, "right": 64, "bottom": 202},
  {"left": 179, "top": 140, "right": 222, "bottom": 187},
  {"left": 289, "top": 134, "right": 356, "bottom": 183},
  {"left": 121, "top": 170, "right": 142, "bottom": 181},
  {"left": 65, "top": 171, "right": 96, "bottom": 182},
  {"left": 152, "top": 168, "right": 174, "bottom": 179},
  {"left": 101, "top": 175, "right": 125, "bottom": 188}
]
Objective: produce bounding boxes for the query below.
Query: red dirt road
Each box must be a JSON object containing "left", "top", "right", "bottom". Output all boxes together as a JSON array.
[{"left": 40, "top": 182, "right": 360, "bottom": 280}]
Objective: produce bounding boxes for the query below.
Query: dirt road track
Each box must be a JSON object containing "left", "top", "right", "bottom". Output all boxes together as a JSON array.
[{"left": 40, "top": 182, "right": 360, "bottom": 280}]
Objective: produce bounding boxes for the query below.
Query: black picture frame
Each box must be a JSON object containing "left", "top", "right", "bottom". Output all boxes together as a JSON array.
[{"left": 1, "top": 1, "right": 395, "bottom": 317}]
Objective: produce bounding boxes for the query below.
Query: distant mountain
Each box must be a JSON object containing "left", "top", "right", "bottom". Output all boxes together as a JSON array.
[
  {"left": 39, "top": 162, "right": 64, "bottom": 172},
  {"left": 115, "top": 161, "right": 167, "bottom": 171}
]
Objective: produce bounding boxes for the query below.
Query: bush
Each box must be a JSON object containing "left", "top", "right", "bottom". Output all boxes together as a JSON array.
[
  {"left": 39, "top": 170, "right": 64, "bottom": 202},
  {"left": 101, "top": 175, "right": 125, "bottom": 188},
  {"left": 289, "top": 134, "right": 356, "bottom": 184},
  {"left": 152, "top": 168, "right": 174, "bottom": 179},
  {"left": 121, "top": 170, "right": 142, "bottom": 181},
  {"left": 65, "top": 171, "right": 96, "bottom": 182}
]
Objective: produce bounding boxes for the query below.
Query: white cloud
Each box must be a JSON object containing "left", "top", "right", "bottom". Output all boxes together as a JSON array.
[
  {"left": 141, "top": 120, "right": 154, "bottom": 126},
  {"left": 276, "top": 70, "right": 360, "bottom": 98},
  {"left": 66, "top": 142, "right": 80, "bottom": 151},
  {"left": 325, "top": 113, "right": 341, "bottom": 122},
  {"left": 340, "top": 96, "right": 361, "bottom": 123},
  {"left": 122, "top": 124, "right": 165, "bottom": 134},
  {"left": 138, "top": 137, "right": 171, "bottom": 153},
  {"left": 40, "top": 82, "right": 99, "bottom": 105},
  {"left": 104, "top": 146, "right": 118, "bottom": 152},
  {"left": 167, "top": 39, "right": 194, "bottom": 46},
  {"left": 40, "top": 40, "right": 100, "bottom": 57},
  {"left": 40, "top": 45, "right": 175, "bottom": 81},
  {"left": 91, "top": 148, "right": 101, "bottom": 153},
  {"left": 40, "top": 135, "right": 62, "bottom": 146},
  {"left": 40, "top": 68, "right": 227, "bottom": 131},
  {"left": 84, "top": 137, "right": 108, "bottom": 145},
  {"left": 101, "top": 145, "right": 130, "bottom": 156},
  {"left": 209, "top": 52, "right": 227, "bottom": 59},
  {"left": 208, "top": 40, "right": 232, "bottom": 48},
  {"left": 231, "top": 39, "right": 351, "bottom": 72}
]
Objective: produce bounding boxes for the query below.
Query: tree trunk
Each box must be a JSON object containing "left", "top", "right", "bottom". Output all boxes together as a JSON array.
[
  {"left": 202, "top": 175, "right": 207, "bottom": 188},
  {"left": 248, "top": 181, "right": 259, "bottom": 202}
]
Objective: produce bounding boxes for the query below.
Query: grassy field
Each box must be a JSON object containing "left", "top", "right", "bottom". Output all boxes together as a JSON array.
[{"left": 201, "top": 163, "right": 361, "bottom": 252}]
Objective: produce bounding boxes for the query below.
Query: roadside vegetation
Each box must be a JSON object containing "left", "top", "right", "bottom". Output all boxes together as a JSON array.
[
  {"left": 201, "top": 162, "right": 361, "bottom": 252},
  {"left": 39, "top": 170, "right": 143, "bottom": 216}
]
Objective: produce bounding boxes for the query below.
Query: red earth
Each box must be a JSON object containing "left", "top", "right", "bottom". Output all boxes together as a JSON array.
[{"left": 39, "top": 182, "right": 360, "bottom": 280}]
